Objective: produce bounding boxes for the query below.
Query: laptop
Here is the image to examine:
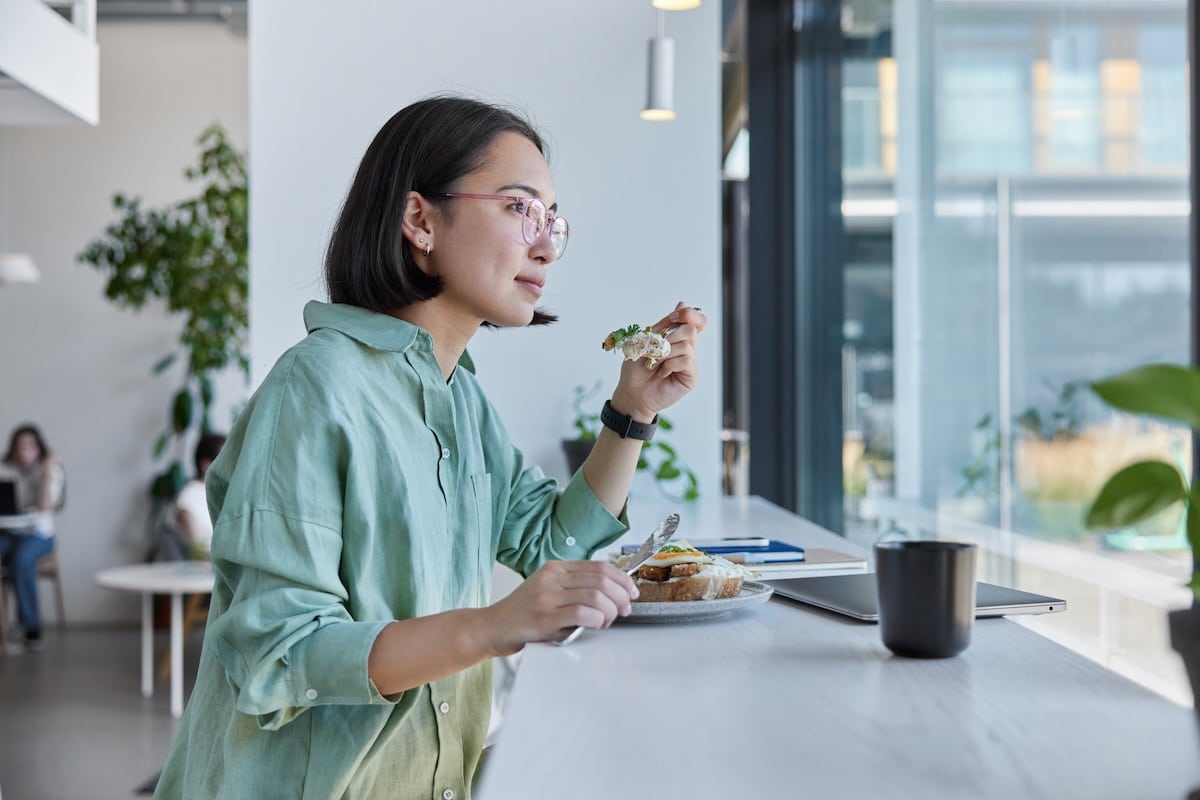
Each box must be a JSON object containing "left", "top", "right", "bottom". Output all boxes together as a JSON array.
[
  {"left": 768, "top": 572, "right": 1067, "bottom": 621},
  {"left": 0, "top": 480, "right": 18, "bottom": 516}
]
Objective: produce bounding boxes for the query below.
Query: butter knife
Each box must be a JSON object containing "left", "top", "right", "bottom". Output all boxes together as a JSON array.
[{"left": 552, "top": 513, "right": 680, "bottom": 647}]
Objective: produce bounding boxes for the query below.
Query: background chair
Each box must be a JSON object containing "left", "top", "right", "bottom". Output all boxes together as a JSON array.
[{"left": 0, "top": 550, "right": 66, "bottom": 648}]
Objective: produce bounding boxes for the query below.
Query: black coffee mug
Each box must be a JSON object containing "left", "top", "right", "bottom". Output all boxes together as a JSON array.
[{"left": 875, "top": 540, "right": 977, "bottom": 658}]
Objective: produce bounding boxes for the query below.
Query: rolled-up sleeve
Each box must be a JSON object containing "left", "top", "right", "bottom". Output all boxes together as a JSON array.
[
  {"left": 208, "top": 509, "right": 400, "bottom": 729},
  {"left": 495, "top": 446, "right": 629, "bottom": 577}
]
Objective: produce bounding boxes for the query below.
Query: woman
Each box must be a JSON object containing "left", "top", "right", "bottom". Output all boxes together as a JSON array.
[
  {"left": 0, "top": 424, "right": 65, "bottom": 651},
  {"left": 154, "top": 96, "right": 705, "bottom": 799}
]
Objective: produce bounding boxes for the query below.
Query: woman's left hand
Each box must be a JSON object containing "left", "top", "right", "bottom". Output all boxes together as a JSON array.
[{"left": 609, "top": 302, "right": 707, "bottom": 420}]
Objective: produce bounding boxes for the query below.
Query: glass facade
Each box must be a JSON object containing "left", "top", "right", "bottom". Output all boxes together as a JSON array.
[
  {"left": 729, "top": 0, "right": 1193, "bottom": 702},
  {"left": 839, "top": 0, "right": 1193, "bottom": 700}
]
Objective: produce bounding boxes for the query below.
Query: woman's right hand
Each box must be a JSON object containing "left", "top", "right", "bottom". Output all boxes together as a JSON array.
[{"left": 480, "top": 560, "right": 639, "bottom": 657}]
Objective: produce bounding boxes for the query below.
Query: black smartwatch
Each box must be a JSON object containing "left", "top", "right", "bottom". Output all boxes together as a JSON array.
[{"left": 600, "top": 399, "right": 658, "bottom": 441}]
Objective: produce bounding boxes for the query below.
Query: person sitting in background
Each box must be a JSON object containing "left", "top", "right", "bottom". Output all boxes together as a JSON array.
[
  {"left": 0, "top": 424, "right": 66, "bottom": 651},
  {"left": 174, "top": 434, "right": 226, "bottom": 561}
]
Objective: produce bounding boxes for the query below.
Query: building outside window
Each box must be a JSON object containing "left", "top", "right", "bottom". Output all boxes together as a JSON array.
[{"left": 731, "top": 0, "right": 1192, "bottom": 702}]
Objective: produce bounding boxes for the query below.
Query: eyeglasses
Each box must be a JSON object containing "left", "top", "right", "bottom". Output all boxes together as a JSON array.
[{"left": 439, "top": 192, "right": 570, "bottom": 260}]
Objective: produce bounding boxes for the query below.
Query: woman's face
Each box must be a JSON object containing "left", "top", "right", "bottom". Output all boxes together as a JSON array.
[
  {"left": 13, "top": 432, "right": 40, "bottom": 468},
  {"left": 425, "top": 131, "right": 560, "bottom": 329}
]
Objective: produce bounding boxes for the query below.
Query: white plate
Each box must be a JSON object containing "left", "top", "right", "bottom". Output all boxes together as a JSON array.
[{"left": 617, "top": 580, "right": 774, "bottom": 624}]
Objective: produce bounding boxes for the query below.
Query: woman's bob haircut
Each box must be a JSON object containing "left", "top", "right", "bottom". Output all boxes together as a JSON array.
[{"left": 324, "top": 95, "right": 557, "bottom": 325}]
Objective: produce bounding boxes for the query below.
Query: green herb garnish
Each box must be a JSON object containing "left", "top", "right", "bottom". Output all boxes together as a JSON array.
[{"left": 602, "top": 324, "right": 643, "bottom": 351}]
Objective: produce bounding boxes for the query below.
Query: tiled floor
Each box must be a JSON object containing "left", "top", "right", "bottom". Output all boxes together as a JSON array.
[{"left": 0, "top": 627, "right": 194, "bottom": 800}]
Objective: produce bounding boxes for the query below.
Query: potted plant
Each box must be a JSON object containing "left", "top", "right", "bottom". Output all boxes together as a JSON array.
[
  {"left": 1083, "top": 363, "right": 1200, "bottom": 731},
  {"left": 954, "top": 382, "right": 1088, "bottom": 532},
  {"left": 78, "top": 123, "right": 249, "bottom": 503},
  {"left": 562, "top": 382, "right": 700, "bottom": 502}
]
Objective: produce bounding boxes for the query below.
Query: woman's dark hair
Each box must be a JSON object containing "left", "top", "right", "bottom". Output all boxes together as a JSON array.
[
  {"left": 4, "top": 423, "right": 49, "bottom": 465},
  {"left": 194, "top": 433, "right": 227, "bottom": 476},
  {"left": 325, "top": 95, "right": 556, "bottom": 325}
]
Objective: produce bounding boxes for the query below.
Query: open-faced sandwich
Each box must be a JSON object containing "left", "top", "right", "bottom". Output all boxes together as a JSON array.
[
  {"left": 602, "top": 323, "right": 671, "bottom": 367},
  {"left": 617, "top": 540, "right": 754, "bottom": 602}
]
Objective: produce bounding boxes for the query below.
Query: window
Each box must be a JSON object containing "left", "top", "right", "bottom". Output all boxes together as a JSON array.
[{"left": 736, "top": 0, "right": 1194, "bottom": 703}]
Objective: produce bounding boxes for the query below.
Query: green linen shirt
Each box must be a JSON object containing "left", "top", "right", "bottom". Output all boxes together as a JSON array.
[{"left": 154, "top": 301, "right": 629, "bottom": 800}]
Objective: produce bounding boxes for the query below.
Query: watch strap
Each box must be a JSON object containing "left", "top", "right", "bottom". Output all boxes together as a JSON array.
[{"left": 600, "top": 399, "right": 658, "bottom": 441}]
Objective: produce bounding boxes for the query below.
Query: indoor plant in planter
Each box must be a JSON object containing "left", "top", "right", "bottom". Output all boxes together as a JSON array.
[
  {"left": 78, "top": 124, "right": 248, "bottom": 547},
  {"left": 1084, "top": 363, "right": 1200, "bottom": 730},
  {"left": 562, "top": 382, "right": 700, "bottom": 502}
]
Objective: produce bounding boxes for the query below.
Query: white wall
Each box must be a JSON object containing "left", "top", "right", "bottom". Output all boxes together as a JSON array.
[
  {"left": 250, "top": 1, "right": 722, "bottom": 503},
  {"left": 0, "top": 4, "right": 721, "bottom": 625},
  {"left": 0, "top": 22, "right": 247, "bottom": 624}
]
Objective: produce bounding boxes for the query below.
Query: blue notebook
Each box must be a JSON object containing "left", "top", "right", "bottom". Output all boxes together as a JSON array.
[
  {"left": 620, "top": 539, "right": 806, "bottom": 564},
  {"left": 694, "top": 540, "right": 806, "bottom": 563}
]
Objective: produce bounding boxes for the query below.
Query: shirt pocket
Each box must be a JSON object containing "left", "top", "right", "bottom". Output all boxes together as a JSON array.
[{"left": 470, "top": 472, "right": 494, "bottom": 599}]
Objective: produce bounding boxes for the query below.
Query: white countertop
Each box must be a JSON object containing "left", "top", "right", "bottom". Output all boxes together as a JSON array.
[{"left": 478, "top": 496, "right": 1200, "bottom": 799}]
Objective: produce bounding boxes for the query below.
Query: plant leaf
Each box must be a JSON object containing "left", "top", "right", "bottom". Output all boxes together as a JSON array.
[
  {"left": 150, "top": 472, "right": 175, "bottom": 499},
  {"left": 1014, "top": 409, "right": 1041, "bottom": 437},
  {"left": 1090, "top": 364, "right": 1200, "bottom": 430},
  {"left": 1085, "top": 460, "right": 1187, "bottom": 530},
  {"left": 152, "top": 352, "right": 178, "bottom": 375},
  {"left": 1188, "top": 488, "right": 1200, "bottom": 577},
  {"left": 150, "top": 461, "right": 187, "bottom": 499},
  {"left": 656, "top": 462, "right": 681, "bottom": 480},
  {"left": 172, "top": 388, "right": 193, "bottom": 434}
]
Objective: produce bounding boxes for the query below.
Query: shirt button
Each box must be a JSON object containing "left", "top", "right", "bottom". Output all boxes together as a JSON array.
[
  {"left": 305, "top": 689, "right": 318, "bottom": 700},
  {"left": 439, "top": 702, "right": 450, "bottom": 714},
  {"left": 441, "top": 447, "right": 451, "bottom": 459},
  {"left": 564, "top": 536, "right": 577, "bottom": 547},
  {"left": 443, "top": 790, "right": 455, "bottom": 800}
]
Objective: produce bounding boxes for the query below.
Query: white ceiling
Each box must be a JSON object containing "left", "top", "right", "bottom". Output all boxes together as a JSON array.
[{"left": 0, "top": 0, "right": 99, "bottom": 126}]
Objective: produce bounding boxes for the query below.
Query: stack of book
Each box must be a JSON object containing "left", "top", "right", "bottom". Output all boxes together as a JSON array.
[{"left": 621, "top": 538, "right": 868, "bottom": 580}]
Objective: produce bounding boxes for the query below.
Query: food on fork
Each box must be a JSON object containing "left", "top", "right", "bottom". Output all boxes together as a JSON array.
[
  {"left": 616, "top": 541, "right": 750, "bottom": 602},
  {"left": 602, "top": 324, "right": 671, "bottom": 367}
]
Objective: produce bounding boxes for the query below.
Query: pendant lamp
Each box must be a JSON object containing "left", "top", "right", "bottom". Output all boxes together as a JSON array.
[{"left": 641, "top": 11, "right": 676, "bottom": 121}]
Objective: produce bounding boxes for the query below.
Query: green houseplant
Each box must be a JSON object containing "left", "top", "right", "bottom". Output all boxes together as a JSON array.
[
  {"left": 1083, "top": 363, "right": 1200, "bottom": 731},
  {"left": 959, "top": 381, "right": 1083, "bottom": 501},
  {"left": 562, "top": 382, "right": 700, "bottom": 502},
  {"left": 1084, "top": 364, "right": 1199, "bottom": 590},
  {"left": 955, "top": 382, "right": 1091, "bottom": 536},
  {"left": 79, "top": 124, "right": 249, "bottom": 501}
]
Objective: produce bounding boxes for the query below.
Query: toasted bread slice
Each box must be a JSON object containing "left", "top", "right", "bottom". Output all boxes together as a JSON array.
[{"left": 635, "top": 572, "right": 743, "bottom": 602}]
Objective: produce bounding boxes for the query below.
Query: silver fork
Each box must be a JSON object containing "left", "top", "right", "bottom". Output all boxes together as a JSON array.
[{"left": 551, "top": 513, "right": 681, "bottom": 646}]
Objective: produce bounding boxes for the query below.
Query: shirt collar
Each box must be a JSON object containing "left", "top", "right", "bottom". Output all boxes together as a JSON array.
[{"left": 303, "top": 301, "right": 476, "bottom": 374}]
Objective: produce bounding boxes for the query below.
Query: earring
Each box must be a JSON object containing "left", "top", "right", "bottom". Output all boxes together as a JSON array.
[{"left": 423, "top": 244, "right": 431, "bottom": 257}]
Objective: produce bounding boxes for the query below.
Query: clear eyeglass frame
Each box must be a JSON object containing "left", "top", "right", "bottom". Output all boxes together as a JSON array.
[{"left": 438, "top": 192, "right": 569, "bottom": 260}]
